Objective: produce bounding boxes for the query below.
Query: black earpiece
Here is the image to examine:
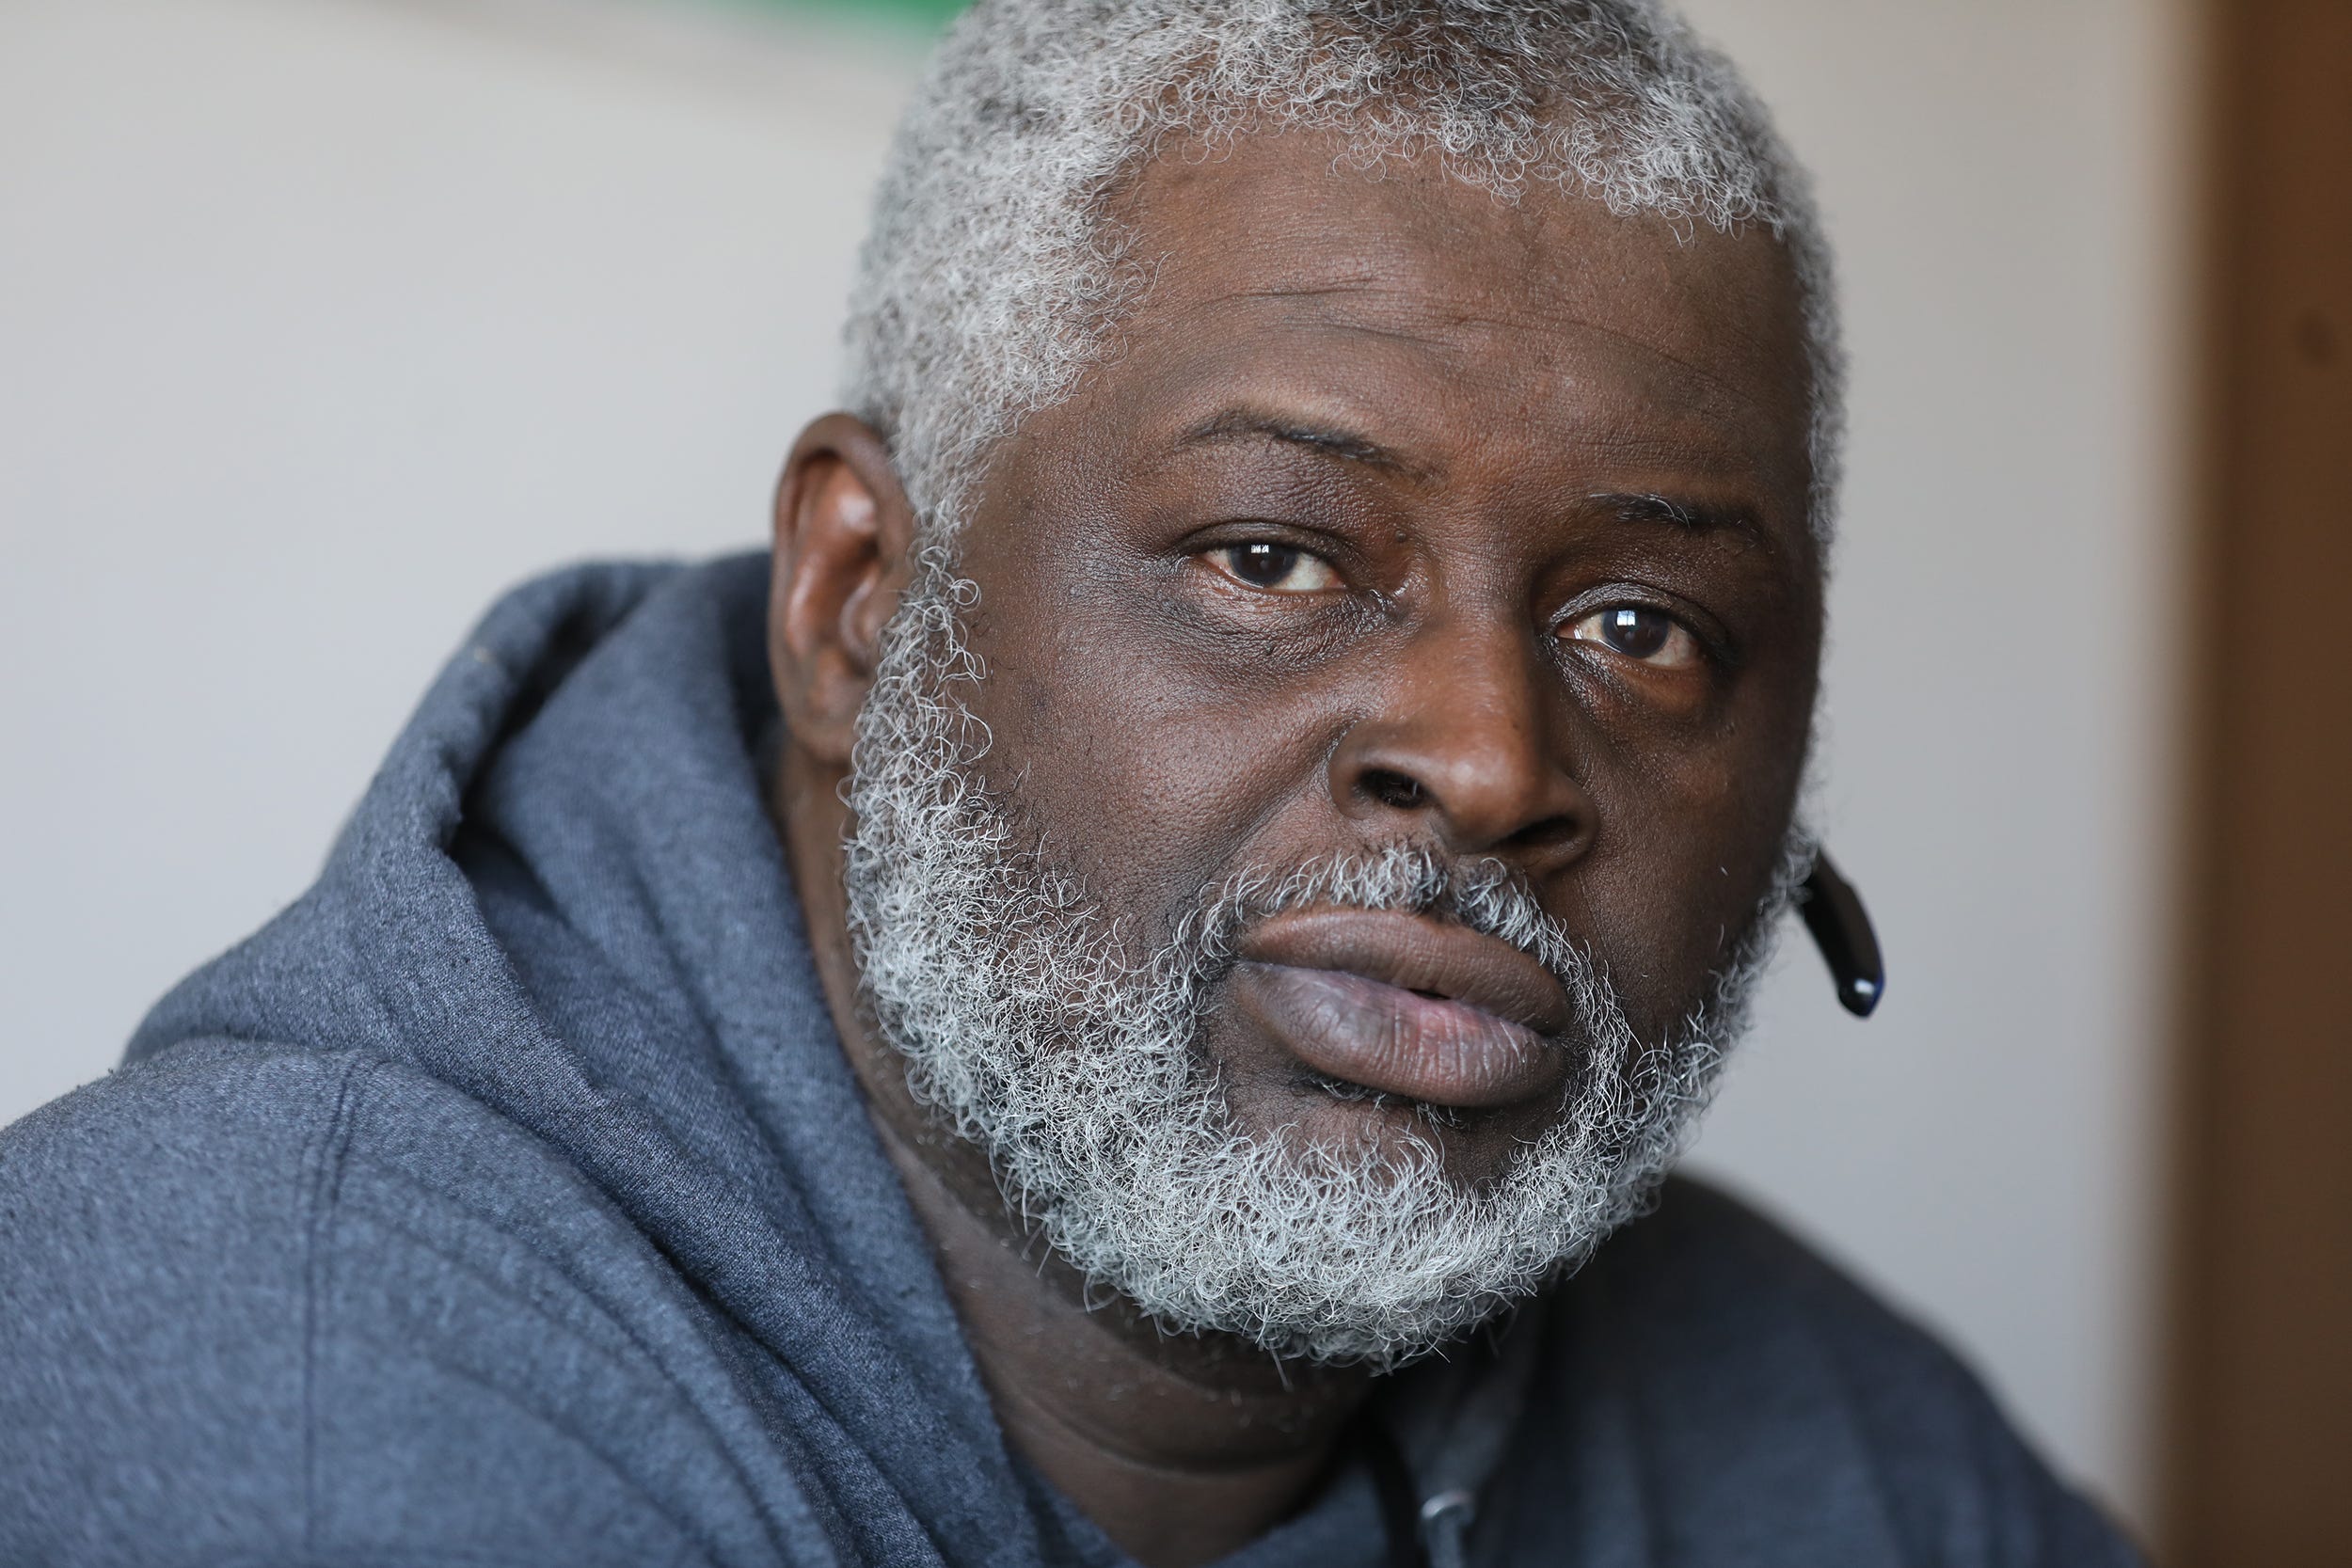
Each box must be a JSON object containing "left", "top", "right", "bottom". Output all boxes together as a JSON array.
[{"left": 1799, "top": 851, "right": 1883, "bottom": 1018}]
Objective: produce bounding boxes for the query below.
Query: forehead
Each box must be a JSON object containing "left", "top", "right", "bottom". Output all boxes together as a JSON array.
[{"left": 1061, "top": 126, "right": 1813, "bottom": 507}]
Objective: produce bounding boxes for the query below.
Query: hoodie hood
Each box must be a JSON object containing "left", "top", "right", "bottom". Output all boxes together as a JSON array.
[{"left": 131, "top": 554, "right": 1054, "bottom": 1566}]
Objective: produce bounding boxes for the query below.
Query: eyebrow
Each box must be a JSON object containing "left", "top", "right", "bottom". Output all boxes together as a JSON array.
[
  {"left": 1590, "top": 490, "right": 1774, "bottom": 552},
  {"left": 1174, "top": 408, "right": 1431, "bottom": 480},
  {"left": 1168, "top": 417, "right": 1776, "bottom": 546}
]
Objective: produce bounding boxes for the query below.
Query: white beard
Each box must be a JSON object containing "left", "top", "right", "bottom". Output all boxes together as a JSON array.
[{"left": 840, "top": 569, "right": 1804, "bottom": 1370}]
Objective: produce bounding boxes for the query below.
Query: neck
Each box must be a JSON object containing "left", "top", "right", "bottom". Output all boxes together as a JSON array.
[{"left": 772, "top": 746, "right": 1374, "bottom": 1568}]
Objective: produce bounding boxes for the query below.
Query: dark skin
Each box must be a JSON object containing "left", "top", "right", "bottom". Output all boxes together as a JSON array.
[{"left": 768, "top": 129, "right": 1823, "bottom": 1568}]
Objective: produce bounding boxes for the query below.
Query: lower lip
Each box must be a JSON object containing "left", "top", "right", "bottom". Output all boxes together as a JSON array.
[{"left": 1229, "top": 962, "right": 1568, "bottom": 1112}]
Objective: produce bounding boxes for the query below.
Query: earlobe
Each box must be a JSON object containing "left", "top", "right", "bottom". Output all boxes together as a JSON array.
[{"left": 769, "top": 413, "right": 916, "bottom": 767}]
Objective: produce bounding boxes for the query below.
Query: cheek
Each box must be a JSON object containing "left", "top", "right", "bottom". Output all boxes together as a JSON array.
[
  {"left": 1572, "top": 717, "right": 1809, "bottom": 1037},
  {"left": 951, "top": 574, "right": 1342, "bottom": 918}
]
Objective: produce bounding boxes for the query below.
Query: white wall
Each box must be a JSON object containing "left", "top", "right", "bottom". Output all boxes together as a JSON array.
[
  {"left": 0, "top": 0, "right": 2187, "bottom": 1533},
  {"left": 0, "top": 0, "right": 914, "bottom": 1101}
]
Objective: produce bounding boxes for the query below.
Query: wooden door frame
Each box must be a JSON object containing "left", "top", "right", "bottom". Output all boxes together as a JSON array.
[{"left": 2160, "top": 2, "right": 2352, "bottom": 1562}]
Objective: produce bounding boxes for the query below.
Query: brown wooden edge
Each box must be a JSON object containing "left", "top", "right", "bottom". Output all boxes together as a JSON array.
[{"left": 2157, "top": 3, "right": 2352, "bottom": 1563}]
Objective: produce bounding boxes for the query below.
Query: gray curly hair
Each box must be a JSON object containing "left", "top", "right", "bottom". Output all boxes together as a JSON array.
[{"left": 840, "top": 0, "right": 1842, "bottom": 551}]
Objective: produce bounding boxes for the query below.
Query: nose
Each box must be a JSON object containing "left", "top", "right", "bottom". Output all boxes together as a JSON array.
[{"left": 1327, "top": 612, "right": 1596, "bottom": 877}]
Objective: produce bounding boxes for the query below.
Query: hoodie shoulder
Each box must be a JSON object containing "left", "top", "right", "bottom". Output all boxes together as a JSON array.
[
  {"left": 2, "top": 1041, "right": 363, "bottom": 1561},
  {"left": 0, "top": 1038, "right": 825, "bottom": 1567},
  {"left": 1513, "top": 1175, "right": 2144, "bottom": 1567}
]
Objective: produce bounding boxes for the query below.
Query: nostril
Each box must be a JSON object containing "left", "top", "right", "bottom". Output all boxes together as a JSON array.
[
  {"left": 1502, "top": 815, "right": 1585, "bottom": 856},
  {"left": 1359, "top": 768, "right": 1426, "bottom": 812}
]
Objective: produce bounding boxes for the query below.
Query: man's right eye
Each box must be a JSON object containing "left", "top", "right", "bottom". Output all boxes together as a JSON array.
[{"left": 1204, "top": 542, "right": 1341, "bottom": 594}]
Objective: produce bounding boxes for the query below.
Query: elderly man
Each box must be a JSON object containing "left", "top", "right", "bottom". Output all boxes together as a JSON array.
[{"left": 0, "top": 3, "right": 2137, "bottom": 1565}]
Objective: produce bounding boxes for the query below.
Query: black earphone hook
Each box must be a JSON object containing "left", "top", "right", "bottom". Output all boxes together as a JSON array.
[{"left": 1799, "top": 851, "right": 1884, "bottom": 1018}]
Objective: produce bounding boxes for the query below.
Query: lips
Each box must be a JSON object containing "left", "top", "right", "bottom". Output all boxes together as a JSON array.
[{"left": 1229, "top": 908, "right": 1576, "bottom": 1112}]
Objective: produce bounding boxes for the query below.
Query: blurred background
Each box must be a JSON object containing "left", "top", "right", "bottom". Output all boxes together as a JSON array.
[{"left": 3, "top": 1, "right": 2344, "bottom": 1561}]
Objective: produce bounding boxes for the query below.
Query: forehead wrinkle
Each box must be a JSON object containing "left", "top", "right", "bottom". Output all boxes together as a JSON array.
[
  {"left": 1117, "top": 333, "right": 1787, "bottom": 503},
  {"left": 1217, "top": 277, "right": 1391, "bottom": 303},
  {"left": 1534, "top": 313, "right": 1781, "bottom": 419},
  {"left": 1160, "top": 270, "right": 1785, "bottom": 432},
  {"left": 1162, "top": 279, "right": 1501, "bottom": 353}
]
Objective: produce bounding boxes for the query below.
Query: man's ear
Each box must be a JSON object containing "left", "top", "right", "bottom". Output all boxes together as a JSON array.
[{"left": 770, "top": 412, "right": 917, "bottom": 767}]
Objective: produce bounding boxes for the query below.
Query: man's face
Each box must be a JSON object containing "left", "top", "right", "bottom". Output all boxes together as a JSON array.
[{"left": 840, "top": 128, "right": 1822, "bottom": 1363}]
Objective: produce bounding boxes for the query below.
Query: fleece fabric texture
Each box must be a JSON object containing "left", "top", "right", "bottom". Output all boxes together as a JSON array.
[{"left": 0, "top": 555, "right": 2141, "bottom": 1568}]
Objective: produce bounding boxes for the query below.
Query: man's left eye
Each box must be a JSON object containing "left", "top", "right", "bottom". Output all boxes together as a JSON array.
[
  {"left": 1564, "top": 606, "right": 1703, "bottom": 669},
  {"left": 1206, "top": 542, "right": 1341, "bottom": 594}
]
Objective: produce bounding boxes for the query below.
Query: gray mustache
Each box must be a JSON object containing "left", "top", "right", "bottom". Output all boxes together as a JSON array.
[{"left": 1183, "top": 843, "right": 1599, "bottom": 1010}]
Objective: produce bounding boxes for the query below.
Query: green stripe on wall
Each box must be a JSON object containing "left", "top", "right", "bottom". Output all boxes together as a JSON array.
[{"left": 748, "top": 0, "right": 970, "bottom": 30}]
